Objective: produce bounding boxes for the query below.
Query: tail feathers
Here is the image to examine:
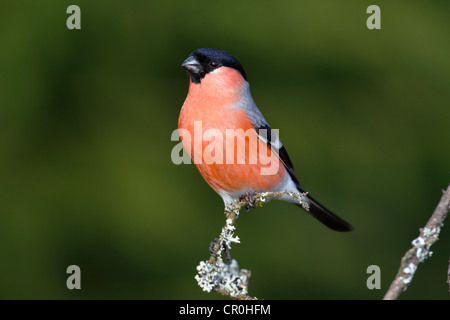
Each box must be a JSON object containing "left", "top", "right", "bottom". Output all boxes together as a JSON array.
[{"left": 297, "top": 193, "right": 353, "bottom": 232}]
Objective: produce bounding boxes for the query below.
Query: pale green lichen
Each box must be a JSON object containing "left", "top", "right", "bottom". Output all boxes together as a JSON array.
[
  {"left": 195, "top": 258, "right": 250, "bottom": 297},
  {"left": 196, "top": 190, "right": 309, "bottom": 299}
]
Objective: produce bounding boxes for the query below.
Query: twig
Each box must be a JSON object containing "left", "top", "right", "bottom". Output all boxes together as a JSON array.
[
  {"left": 383, "top": 183, "right": 450, "bottom": 300},
  {"left": 194, "top": 190, "right": 309, "bottom": 299},
  {"left": 447, "top": 258, "right": 450, "bottom": 292}
]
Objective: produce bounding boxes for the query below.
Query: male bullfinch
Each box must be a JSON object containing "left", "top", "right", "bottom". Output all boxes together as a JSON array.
[{"left": 179, "top": 48, "right": 353, "bottom": 232}]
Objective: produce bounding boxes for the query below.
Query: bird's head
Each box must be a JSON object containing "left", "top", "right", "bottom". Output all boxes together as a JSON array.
[{"left": 182, "top": 48, "right": 247, "bottom": 84}]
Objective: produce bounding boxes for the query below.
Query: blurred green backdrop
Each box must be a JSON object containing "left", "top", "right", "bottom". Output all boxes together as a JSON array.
[{"left": 0, "top": 0, "right": 449, "bottom": 299}]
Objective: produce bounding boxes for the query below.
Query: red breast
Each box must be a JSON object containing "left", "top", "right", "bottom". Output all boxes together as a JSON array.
[{"left": 179, "top": 67, "right": 286, "bottom": 193}]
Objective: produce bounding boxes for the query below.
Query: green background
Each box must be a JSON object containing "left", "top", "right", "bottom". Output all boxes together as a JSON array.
[{"left": 0, "top": 0, "right": 449, "bottom": 299}]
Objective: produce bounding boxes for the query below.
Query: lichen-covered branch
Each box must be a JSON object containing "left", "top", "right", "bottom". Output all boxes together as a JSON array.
[
  {"left": 383, "top": 183, "right": 450, "bottom": 300},
  {"left": 194, "top": 190, "right": 309, "bottom": 300},
  {"left": 447, "top": 259, "right": 450, "bottom": 292}
]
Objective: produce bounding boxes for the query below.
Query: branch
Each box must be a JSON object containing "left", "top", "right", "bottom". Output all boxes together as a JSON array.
[
  {"left": 194, "top": 190, "right": 309, "bottom": 300},
  {"left": 448, "top": 258, "right": 450, "bottom": 292},
  {"left": 383, "top": 183, "right": 450, "bottom": 300}
]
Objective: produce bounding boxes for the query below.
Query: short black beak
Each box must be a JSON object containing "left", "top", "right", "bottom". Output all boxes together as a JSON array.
[{"left": 181, "top": 55, "right": 202, "bottom": 74}]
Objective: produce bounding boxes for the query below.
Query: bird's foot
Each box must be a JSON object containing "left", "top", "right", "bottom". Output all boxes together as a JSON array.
[{"left": 239, "top": 192, "right": 256, "bottom": 211}]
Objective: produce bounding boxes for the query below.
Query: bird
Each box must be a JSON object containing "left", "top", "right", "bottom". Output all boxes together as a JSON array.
[{"left": 178, "top": 48, "right": 353, "bottom": 232}]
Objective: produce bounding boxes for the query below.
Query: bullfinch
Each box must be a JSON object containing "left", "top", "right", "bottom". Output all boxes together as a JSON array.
[{"left": 179, "top": 48, "right": 353, "bottom": 232}]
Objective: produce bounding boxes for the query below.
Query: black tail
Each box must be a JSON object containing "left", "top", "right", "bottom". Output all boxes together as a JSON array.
[{"left": 296, "top": 192, "right": 353, "bottom": 232}]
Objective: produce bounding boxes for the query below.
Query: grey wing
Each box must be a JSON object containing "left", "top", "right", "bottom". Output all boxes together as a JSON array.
[{"left": 238, "top": 89, "right": 301, "bottom": 186}]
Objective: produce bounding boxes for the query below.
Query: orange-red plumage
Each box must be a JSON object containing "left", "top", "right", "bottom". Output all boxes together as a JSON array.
[{"left": 179, "top": 67, "right": 286, "bottom": 194}]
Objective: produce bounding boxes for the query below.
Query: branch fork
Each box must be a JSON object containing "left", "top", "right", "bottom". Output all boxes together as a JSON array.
[{"left": 194, "top": 190, "right": 308, "bottom": 299}]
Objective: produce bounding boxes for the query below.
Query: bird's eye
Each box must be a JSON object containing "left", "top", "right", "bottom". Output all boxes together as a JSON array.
[{"left": 209, "top": 60, "right": 219, "bottom": 68}]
